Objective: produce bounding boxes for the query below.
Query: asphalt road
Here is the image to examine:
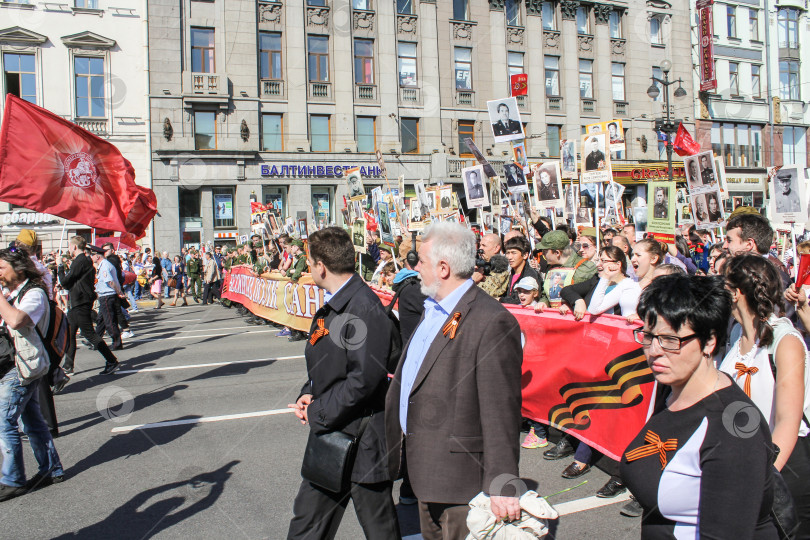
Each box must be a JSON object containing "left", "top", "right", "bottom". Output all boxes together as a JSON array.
[{"left": 1, "top": 302, "right": 642, "bottom": 539}]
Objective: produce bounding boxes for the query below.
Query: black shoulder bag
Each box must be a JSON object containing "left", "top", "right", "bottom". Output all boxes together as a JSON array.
[{"left": 301, "top": 415, "right": 371, "bottom": 493}]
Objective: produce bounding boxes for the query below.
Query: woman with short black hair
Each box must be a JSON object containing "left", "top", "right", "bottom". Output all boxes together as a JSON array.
[{"left": 621, "top": 274, "right": 779, "bottom": 538}]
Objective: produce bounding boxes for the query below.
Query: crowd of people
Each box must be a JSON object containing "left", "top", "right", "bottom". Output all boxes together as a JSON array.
[{"left": 0, "top": 203, "right": 808, "bottom": 540}]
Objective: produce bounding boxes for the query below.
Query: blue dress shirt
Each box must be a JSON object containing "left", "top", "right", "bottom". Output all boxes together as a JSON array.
[{"left": 399, "top": 279, "right": 474, "bottom": 433}]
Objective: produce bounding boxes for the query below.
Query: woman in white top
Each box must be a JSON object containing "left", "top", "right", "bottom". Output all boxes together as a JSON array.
[
  {"left": 721, "top": 254, "right": 810, "bottom": 537},
  {"left": 588, "top": 246, "right": 641, "bottom": 316}
]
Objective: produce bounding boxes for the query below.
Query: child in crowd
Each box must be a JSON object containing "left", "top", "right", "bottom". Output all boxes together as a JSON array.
[{"left": 515, "top": 277, "right": 550, "bottom": 449}]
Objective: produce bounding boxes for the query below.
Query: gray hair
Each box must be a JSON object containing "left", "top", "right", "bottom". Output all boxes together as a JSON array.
[{"left": 422, "top": 222, "right": 476, "bottom": 279}]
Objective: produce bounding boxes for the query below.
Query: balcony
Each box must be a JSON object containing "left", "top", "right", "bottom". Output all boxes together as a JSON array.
[
  {"left": 546, "top": 96, "right": 563, "bottom": 112},
  {"left": 74, "top": 118, "right": 108, "bottom": 136},
  {"left": 516, "top": 94, "right": 528, "bottom": 112},
  {"left": 614, "top": 101, "right": 628, "bottom": 117},
  {"left": 182, "top": 71, "right": 228, "bottom": 103},
  {"left": 308, "top": 81, "right": 332, "bottom": 101},
  {"left": 581, "top": 99, "right": 596, "bottom": 114},
  {"left": 261, "top": 79, "right": 284, "bottom": 98},
  {"left": 192, "top": 73, "right": 222, "bottom": 94},
  {"left": 355, "top": 84, "right": 377, "bottom": 101},
  {"left": 456, "top": 90, "right": 474, "bottom": 106},
  {"left": 399, "top": 86, "right": 419, "bottom": 104},
  {"left": 448, "top": 158, "right": 504, "bottom": 177}
]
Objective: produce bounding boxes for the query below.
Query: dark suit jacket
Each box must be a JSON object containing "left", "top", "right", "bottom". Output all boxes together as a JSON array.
[
  {"left": 58, "top": 253, "right": 96, "bottom": 309},
  {"left": 300, "top": 273, "right": 394, "bottom": 484},
  {"left": 492, "top": 119, "right": 522, "bottom": 136},
  {"left": 385, "top": 284, "right": 522, "bottom": 504}
]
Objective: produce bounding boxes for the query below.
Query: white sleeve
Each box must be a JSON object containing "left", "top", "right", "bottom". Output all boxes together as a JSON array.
[
  {"left": 618, "top": 280, "right": 642, "bottom": 316},
  {"left": 16, "top": 288, "right": 48, "bottom": 334},
  {"left": 588, "top": 278, "right": 640, "bottom": 316}
]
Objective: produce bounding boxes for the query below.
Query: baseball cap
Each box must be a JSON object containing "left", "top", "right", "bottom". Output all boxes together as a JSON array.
[
  {"left": 536, "top": 230, "right": 570, "bottom": 250},
  {"left": 514, "top": 277, "right": 539, "bottom": 292},
  {"left": 290, "top": 238, "right": 305, "bottom": 248}
]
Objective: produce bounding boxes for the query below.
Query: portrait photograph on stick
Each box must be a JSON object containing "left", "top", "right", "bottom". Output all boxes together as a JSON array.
[
  {"left": 771, "top": 165, "right": 806, "bottom": 223},
  {"left": 561, "top": 139, "right": 578, "bottom": 179},
  {"left": 503, "top": 162, "right": 529, "bottom": 194},
  {"left": 533, "top": 162, "right": 563, "bottom": 208},
  {"left": 344, "top": 167, "right": 365, "bottom": 200},
  {"left": 487, "top": 97, "right": 525, "bottom": 143},
  {"left": 580, "top": 133, "right": 612, "bottom": 183},
  {"left": 462, "top": 165, "right": 489, "bottom": 209},
  {"left": 463, "top": 137, "right": 498, "bottom": 178}
]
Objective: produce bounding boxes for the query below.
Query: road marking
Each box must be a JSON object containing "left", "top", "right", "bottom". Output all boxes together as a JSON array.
[
  {"left": 131, "top": 325, "right": 254, "bottom": 337},
  {"left": 117, "top": 355, "right": 305, "bottom": 374},
  {"left": 554, "top": 492, "right": 632, "bottom": 515},
  {"left": 111, "top": 408, "right": 295, "bottom": 433},
  {"left": 130, "top": 319, "right": 201, "bottom": 324},
  {"left": 127, "top": 328, "right": 279, "bottom": 343}
]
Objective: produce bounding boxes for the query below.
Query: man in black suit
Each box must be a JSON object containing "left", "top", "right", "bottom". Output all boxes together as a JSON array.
[
  {"left": 700, "top": 154, "right": 715, "bottom": 184},
  {"left": 491, "top": 102, "right": 522, "bottom": 136},
  {"left": 584, "top": 137, "right": 605, "bottom": 171},
  {"left": 466, "top": 169, "right": 485, "bottom": 200},
  {"left": 385, "top": 222, "right": 523, "bottom": 539},
  {"left": 58, "top": 236, "right": 119, "bottom": 375},
  {"left": 538, "top": 169, "right": 560, "bottom": 201},
  {"left": 287, "top": 227, "right": 400, "bottom": 540}
]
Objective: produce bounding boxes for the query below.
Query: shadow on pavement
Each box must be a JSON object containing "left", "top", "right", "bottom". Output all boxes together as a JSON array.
[{"left": 53, "top": 460, "right": 239, "bottom": 540}]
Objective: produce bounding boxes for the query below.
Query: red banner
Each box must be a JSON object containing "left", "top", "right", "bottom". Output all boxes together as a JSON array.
[
  {"left": 698, "top": 0, "right": 717, "bottom": 92},
  {"left": 673, "top": 123, "right": 701, "bottom": 157},
  {"left": 506, "top": 306, "right": 655, "bottom": 461},
  {"left": 798, "top": 254, "right": 810, "bottom": 288},
  {"left": 510, "top": 74, "right": 528, "bottom": 97}
]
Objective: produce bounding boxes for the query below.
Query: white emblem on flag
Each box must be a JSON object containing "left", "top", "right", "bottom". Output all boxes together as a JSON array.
[{"left": 63, "top": 152, "right": 99, "bottom": 189}]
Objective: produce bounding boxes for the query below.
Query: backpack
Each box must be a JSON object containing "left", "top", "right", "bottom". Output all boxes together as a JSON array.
[{"left": 19, "top": 282, "right": 69, "bottom": 369}]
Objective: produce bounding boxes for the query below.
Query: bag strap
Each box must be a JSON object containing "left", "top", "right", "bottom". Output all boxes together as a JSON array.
[
  {"left": 385, "top": 286, "right": 405, "bottom": 316},
  {"left": 768, "top": 352, "right": 810, "bottom": 431}
]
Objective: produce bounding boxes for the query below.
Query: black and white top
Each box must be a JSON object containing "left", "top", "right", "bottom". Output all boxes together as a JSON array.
[{"left": 620, "top": 382, "right": 779, "bottom": 539}]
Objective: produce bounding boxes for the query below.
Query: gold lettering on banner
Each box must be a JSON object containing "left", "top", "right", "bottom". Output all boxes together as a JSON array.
[
  {"left": 268, "top": 281, "right": 278, "bottom": 310},
  {"left": 290, "top": 284, "right": 305, "bottom": 317},
  {"left": 302, "top": 284, "right": 320, "bottom": 319},
  {"left": 283, "top": 282, "right": 294, "bottom": 314}
]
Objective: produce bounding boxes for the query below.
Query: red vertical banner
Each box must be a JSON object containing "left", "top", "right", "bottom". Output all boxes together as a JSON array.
[
  {"left": 698, "top": 0, "right": 717, "bottom": 92},
  {"left": 510, "top": 74, "right": 528, "bottom": 97}
]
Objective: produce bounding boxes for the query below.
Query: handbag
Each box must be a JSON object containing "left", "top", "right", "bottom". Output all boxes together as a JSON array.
[
  {"left": 301, "top": 415, "right": 371, "bottom": 493},
  {"left": 167, "top": 278, "right": 178, "bottom": 288}
]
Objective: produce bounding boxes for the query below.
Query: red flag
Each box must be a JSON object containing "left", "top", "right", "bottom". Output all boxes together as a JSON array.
[
  {"left": 510, "top": 74, "right": 528, "bottom": 97},
  {"left": 0, "top": 94, "right": 149, "bottom": 234},
  {"left": 364, "top": 211, "right": 377, "bottom": 231},
  {"left": 797, "top": 254, "right": 810, "bottom": 288},
  {"left": 123, "top": 185, "right": 157, "bottom": 239},
  {"left": 673, "top": 123, "right": 701, "bottom": 157},
  {"left": 250, "top": 201, "right": 267, "bottom": 214}
]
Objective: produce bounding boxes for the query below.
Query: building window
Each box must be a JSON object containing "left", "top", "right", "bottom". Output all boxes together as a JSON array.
[
  {"left": 780, "top": 60, "right": 800, "bottom": 101},
  {"left": 542, "top": 2, "right": 556, "bottom": 30},
  {"left": 547, "top": 125, "right": 561, "bottom": 158},
  {"left": 3, "top": 53, "right": 36, "bottom": 104},
  {"left": 356, "top": 116, "right": 375, "bottom": 153},
  {"left": 307, "top": 35, "right": 329, "bottom": 82},
  {"left": 751, "top": 64, "right": 761, "bottom": 98},
  {"left": 576, "top": 6, "right": 589, "bottom": 34},
  {"left": 453, "top": 0, "right": 469, "bottom": 21},
  {"left": 179, "top": 188, "right": 201, "bottom": 220},
  {"left": 544, "top": 56, "right": 560, "bottom": 96},
  {"left": 74, "top": 0, "right": 98, "bottom": 7},
  {"left": 458, "top": 120, "right": 475, "bottom": 157},
  {"left": 401, "top": 118, "right": 418, "bottom": 154},
  {"left": 454, "top": 47, "right": 472, "bottom": 90},
  {"left": 398, "top": 42, "right": 417, "bottom": 87},
  {"left": 262, "top": 113, "right": 282, "bottom": 151},
  {"left": 354, "top": 39, "right": 374, "bottom": 84},
  {"left": 190, "top": 28, "right": 215, "bottom": 73},
  {"left": 651, "top": 66, "right": 663, "bottom": 102},
  {"left": 778, "top": 8, "right": 799, "bottom": 48},
  {"left": 353, "top": 0, "right": 371, "bottom": 9},
  {"left": 74, "top": 56, "right": 104, "bottom": 118},
  {"left": 784, "top": 126, "right": 807, "bottom": 166},
  {"left": 307, "top": 0, "right": 326, "bottom": 5},
  {"left": 749, "top": 8, "right": 759, "bottom": 41},
  {"left": 194, "top": 111, "right": 216, "bottom": 150},
  {"left": 612, "top": 63, "right": 625, "bottom": 101},
  {"left": 507, "top": 52, "right": 523, "bottom": 79},
  {"left": 259, "top": 32, "right": 282, "bottom": 80},
  {"left": 729, "top": 62, "right": 739, "bottom": 96},
  {"left": 506, "top": 0, "right": 520, "bottom": 26},
  {"left": 397, "top": 0, "right": 414, "bottom": 15},
  {"left": 650, "top": 16, "right": 662, "bottom": 45},
  {"left": 727, "top": 5, "right": 736, "bottom": 38},
  {"left": 310, "top": 115, "right": 330, "bottom": 152},
  {"left": 609, "top": 10, "right": 622, "bottom": 38},
  {"left": 579, "top": 59, "right": 593, "bottom": 99},
  {"left": 212, "top": 188, "right": 235, "bottom": 229},
  {"left": 714, "top": 122, "right": 763, "bottom": 167}
]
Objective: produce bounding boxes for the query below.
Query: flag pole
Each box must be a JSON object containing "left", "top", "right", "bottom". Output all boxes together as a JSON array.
[{"left": 57, "top": 218, "right": 68, "bottom": 255}]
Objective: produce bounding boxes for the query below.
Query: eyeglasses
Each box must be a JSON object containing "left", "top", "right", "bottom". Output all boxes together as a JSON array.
[
  {"left": 633, "top": 329, "right": 700, "bottom": 351},
  {"left": 598, "top": 258, "right": 617, "bottom": 265},
  {"left": 579, "top": 243, "right": 593, "bottom": 249}
]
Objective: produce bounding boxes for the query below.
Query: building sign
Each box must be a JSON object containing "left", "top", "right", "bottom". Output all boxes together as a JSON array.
[
  {"left": 0, "top": 211, "right": 60, "bottom": 226},
  {"left": 725, "top": 175, "right": 765, "bottom": 189},
  {"left": 698, "top": 0, "right": 717, "bottom": 92},
  {"left": 260, "top": 164, "right": 384, "bottom": 178}
]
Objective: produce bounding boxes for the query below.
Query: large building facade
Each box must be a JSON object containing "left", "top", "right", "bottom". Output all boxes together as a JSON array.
[
  {"left": 692, "top": 0, "right": 809, "bottom": 215},
  {"left": 149, "top": 0, "right": 694, "bottom": 251},
  {"left": 0, "top": 0, "right": 152, "bottom": 251}
]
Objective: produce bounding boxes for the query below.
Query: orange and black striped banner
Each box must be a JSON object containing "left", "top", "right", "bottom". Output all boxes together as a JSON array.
[{"left": 506, "top": 306, "right": 656, "bottom": 461}]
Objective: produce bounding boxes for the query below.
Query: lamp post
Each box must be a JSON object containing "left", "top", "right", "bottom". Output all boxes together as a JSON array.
[{"left": 647, "top": 59, "right": 687, "bottom": 182}]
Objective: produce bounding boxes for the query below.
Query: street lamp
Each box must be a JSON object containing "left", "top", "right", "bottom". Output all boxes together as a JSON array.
[{"left": 647, "top": 59, "right": 687, "bottom": 182}]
